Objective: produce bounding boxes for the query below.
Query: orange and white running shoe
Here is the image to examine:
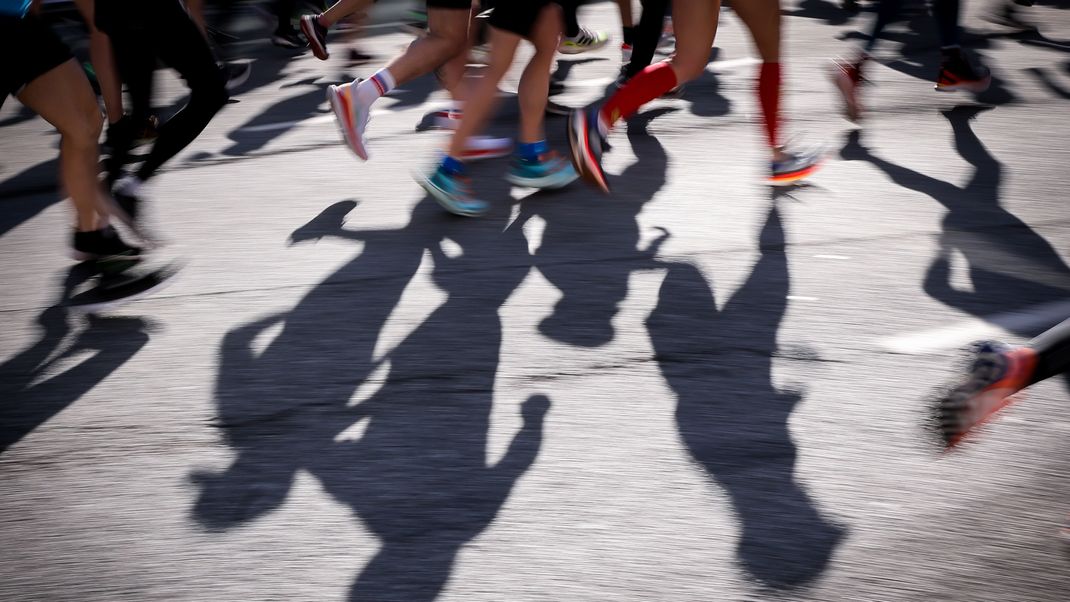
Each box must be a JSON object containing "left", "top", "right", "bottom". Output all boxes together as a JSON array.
[
  {"left": 327, "top": 81, "right": 371, "bottom": 160},
  {"left": 933, "top": 341, "right": 1037, "bottom": 450}
]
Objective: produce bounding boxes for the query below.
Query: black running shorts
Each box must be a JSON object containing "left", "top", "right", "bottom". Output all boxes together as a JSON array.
[
  {"left": 426, "top": 0, "right": 473, "bottom": 9},
  {"left": 0, "top": 15, "right": 73, "bottom": 105},
  {"left": 488, "top": 0, "right": 552, "bottom": 37}
]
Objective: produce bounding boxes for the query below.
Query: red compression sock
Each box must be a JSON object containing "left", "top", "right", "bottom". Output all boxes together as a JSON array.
[
  {"left": 758, "top": 62, "right": 781, "bottom": 149},
  {"left": 598, "top": 61, "right": 677, "bottom": 131}
]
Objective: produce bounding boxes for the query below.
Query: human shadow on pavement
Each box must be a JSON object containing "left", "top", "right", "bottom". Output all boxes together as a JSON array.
[
  {"left": 0, "top": 158, "right": 61, "bottom": 234},
  {"left": 524, "top": 108, "right": 672, "bottom": 347},
  {"left": 646, "top": 199, "right": 845, "bottom": 589},
  {"left": 0, "top": 263, "right": 150, "bottom": 454},
  {"left": 841, "top": 107, "right": 1070, "bottom": 329},
  {"left": 1027, "top": 64, "right": 1070, "bottom": 100},
  {"left": 193, "top": 196, "right": 547, "bottom": 601},
  {"left": 223, "top": 76, "right": 329, "bottom": 156}
]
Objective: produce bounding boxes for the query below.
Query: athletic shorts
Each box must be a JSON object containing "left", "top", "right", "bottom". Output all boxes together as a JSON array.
[
  {"left": 426, "top": 0, "right": 472, "bottom": 9},
  {"left": 0, "top": 15, "right": 72, "bottom": 105},
  {"left": 488, "top": 0, "right": 552, "bottom": 37}
]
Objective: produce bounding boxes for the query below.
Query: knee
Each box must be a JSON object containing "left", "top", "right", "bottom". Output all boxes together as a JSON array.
[{"left": 65, "top": 99, "right": 104, "bottom": 148}]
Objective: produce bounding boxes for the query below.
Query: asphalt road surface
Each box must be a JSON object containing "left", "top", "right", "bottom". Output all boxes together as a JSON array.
[{"left": 2, "top": 2, "right": 1070, "bottom": 600}]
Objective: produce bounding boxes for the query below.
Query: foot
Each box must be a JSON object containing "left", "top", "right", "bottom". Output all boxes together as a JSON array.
[
  {"left": 936, "top": 49, "right": 992, "bottom": 93},
  {"left": 932, "top": 341, "right": 1037, "bottom": 450},
  {"left": 416, "top": 167, "right": 489, "bottom": 217},
  {"left": 71, "top": 226, "right": 142, "bottom": 262},
  {"left": 506, "top": 152, "right": 579, "bottom": 189},
  {"left": 430, "top": 108, "right": 463, "bottom": 130},
  {"left": 770, "top": 144, "right": 824, "bottom": 185},
  {"left": 271, "top": 28, "right": 306, "bottom": 50},
  {"left": 300, "top": 15, "right": 329, "bottom": 60},
  {"left": 559, "top": 27, "right": 609, "bottom": 54},
  {"left": 621, "top": 42, "right": 633, "bottom": 64},
  {"left": 831, "top": 57, "right": 866, "bottom": 122},
  {"left": 566, "top": 108, "right": 609, "bottom": 192},
  {"left": 327, "top": 81, "right": 371, "bottom": 160},
  {"left": 461, "top": 136, "right": 512, "bottom": 162}
]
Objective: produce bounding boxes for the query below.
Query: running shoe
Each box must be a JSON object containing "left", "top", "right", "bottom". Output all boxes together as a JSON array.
[
  {"left": 559, "top": 27, "right": 609, "bottom": 54},
  {"left": 621, "top": 42, "right": 633, "bottom": 63},
  {"left": 430, "top": 108, "right": 463, "bottom": 130},
  {"left": 71, "top": 227, "right": 142, "bottom": 262},
  {"left": 936, "top": 49, "right": 992, "bottom": 93},
  {"left": 300, "top": 14, "right": 329, "bottom": 60},
  {"left": 272, "top": 28, "right": 305, "bottom": 49},
  {"left": 566, "top": 108, "right": 609, "bottom": 193},
  {"left": 104, "top": 175, "right": 147, "bottom": 239},
  {"left": 462, "top": 136, "right": 512, "bottom": 162},
  {"left": 506, "top": 152, "right": 579, "bottom": 189},
  {"left": 931, "top": 341, "right": 1037, "bottom": 450},
  {"left": 416, "top": 167, "right": 489, "bottom": 217},
  {"left": 770, "top": 145, "right": 824, "bottom": 185},
  {"left": 327, "top": 81, "right": 370, "bottom": 160},
  {"left": 831, "top": 57, "right": 866, "bottom": 122},
  {"left": 220, "top": 62, "right": 251, "bottom": 92}
]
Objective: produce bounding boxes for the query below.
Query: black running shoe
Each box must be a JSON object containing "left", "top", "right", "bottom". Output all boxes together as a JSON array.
[
  {"left": 272, "top": 28, "right": 305, "bottom": 49},
  {"left": 71, "top": 227, "right": 142, "bottom": 262},
  {"left": 300, "top": 14, "right": 329, "bottom": 60}
]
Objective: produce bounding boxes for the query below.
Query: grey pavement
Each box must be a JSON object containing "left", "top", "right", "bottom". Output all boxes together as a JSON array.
[{"left": 2, "top": 2, "right": 1070, "bottom": 600}]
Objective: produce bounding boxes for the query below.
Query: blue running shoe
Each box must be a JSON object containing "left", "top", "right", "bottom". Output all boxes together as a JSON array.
[
  {"left": 506, "top": 152, "right": 579, "bottom": 189},
  {"left": 416, "top": 167, "right": 489, "bottom": 217}
]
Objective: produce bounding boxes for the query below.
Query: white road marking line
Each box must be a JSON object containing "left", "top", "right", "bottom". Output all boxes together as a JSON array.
[
  {"left": 879, "top": 299, "right": 1070, "bottom": 354},
  {"left": 787, "top": 295, "right": 820, "bottom": 301},
  {"left": 814, "top": 254, "right": 850, "bottom": 260}
]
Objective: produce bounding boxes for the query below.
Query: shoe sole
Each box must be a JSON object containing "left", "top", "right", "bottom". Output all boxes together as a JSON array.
[
  {"left": 567, "top": 111, "right": 610, "bottom": 193},
  {"left": 770, "top": 162, "right": 822, "bottom": 186},
  {"left": 416, "top": 175, "right": 488, "bottom": 218},
  {"left": 558, "top": 43, "right": 608, "bottom": 55},
  {"left": 940, "top": 348, "right": 1037, "bottom": 449},
  {"left": 935, "top": 76, "right": 992, "bottom": 94},
  {"left": 327, "top": 85, "right": 369, "bottom": 161},
  {"left": 300, "top": 17, "right": 329, "bottom": 60},
  {"left": 505, "top": 168, "right": 579, "bottom": 189}
]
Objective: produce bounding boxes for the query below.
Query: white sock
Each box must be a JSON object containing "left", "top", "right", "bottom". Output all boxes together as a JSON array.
[{"left": 355, "top": 68, "right": 396, "bottom": 106}]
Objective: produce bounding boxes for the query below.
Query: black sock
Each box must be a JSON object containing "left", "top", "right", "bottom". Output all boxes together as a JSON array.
[{"left": 622, "top": 26, "right": 635, "bottom": 46}]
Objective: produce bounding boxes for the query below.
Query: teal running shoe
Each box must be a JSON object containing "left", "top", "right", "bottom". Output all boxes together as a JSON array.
[
  {"left": 506, "top": 153, "right": 579, "bottom": 189},
  {"left": 416, "top": 167, "right": 489, "bottom": 217}
]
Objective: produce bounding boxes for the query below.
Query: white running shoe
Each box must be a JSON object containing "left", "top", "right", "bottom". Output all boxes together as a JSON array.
[{"left": 327, "top": 81, "right": 371, "bottom": 161}]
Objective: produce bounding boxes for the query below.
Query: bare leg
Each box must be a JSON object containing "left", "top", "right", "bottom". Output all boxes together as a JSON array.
[
  {"left": 17, "top": 60, "right": 105, "bottom": 231},
  {"left": 667, "top": 0, "right": 720, "bottom": 83},
  {"left": 517, "top": 4, "right": 561, "bottom": 144},
  {"left": 724, "top": 0, "right": 786, "bottom": 159},
  {"left": 383, "top": 7, "right": 471, "bottom": 87},
  {"left": 319, "top": 0, "right": 374, "bottom": 28},
  {"left": 447, "top": 27, "right": 520, "bottom": 158}
]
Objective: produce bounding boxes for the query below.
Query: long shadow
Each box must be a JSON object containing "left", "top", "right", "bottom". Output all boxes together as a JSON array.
[
  {"left": 646, "top": 198, "right": 844, "bottom": 589},
  {"left": 841, "top": 107, "right": 1070, "bottom": 328},
  {"left": 223, "top": 77, "right": 329, "bottom": 156},
  {"left": 525, "top": 107, "right": 672, "bottom": 347},
  {"left": 193, "top": 196, "right": 547, "bottom": 601},
  {"left": 0, "top": 158, "right": 61, "bottom": 234},
  {"left": 1027, "top": 64, "right": 1070, "bottom": 100},
  {"left": 0, "top": 263, "right": 150, "bottom": 454}
]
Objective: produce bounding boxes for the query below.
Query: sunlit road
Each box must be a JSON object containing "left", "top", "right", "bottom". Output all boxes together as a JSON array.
[{"left": 2, "top": 2, "right": 1070, "bottom": 600}]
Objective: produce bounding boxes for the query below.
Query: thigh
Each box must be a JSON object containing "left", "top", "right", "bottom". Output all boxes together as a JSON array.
[
  {"left": 16, "top": 59, "right": 101, "bottom": 137},
  {"left": 670, "top": 0, "right": 720, "bottom": 66}
]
